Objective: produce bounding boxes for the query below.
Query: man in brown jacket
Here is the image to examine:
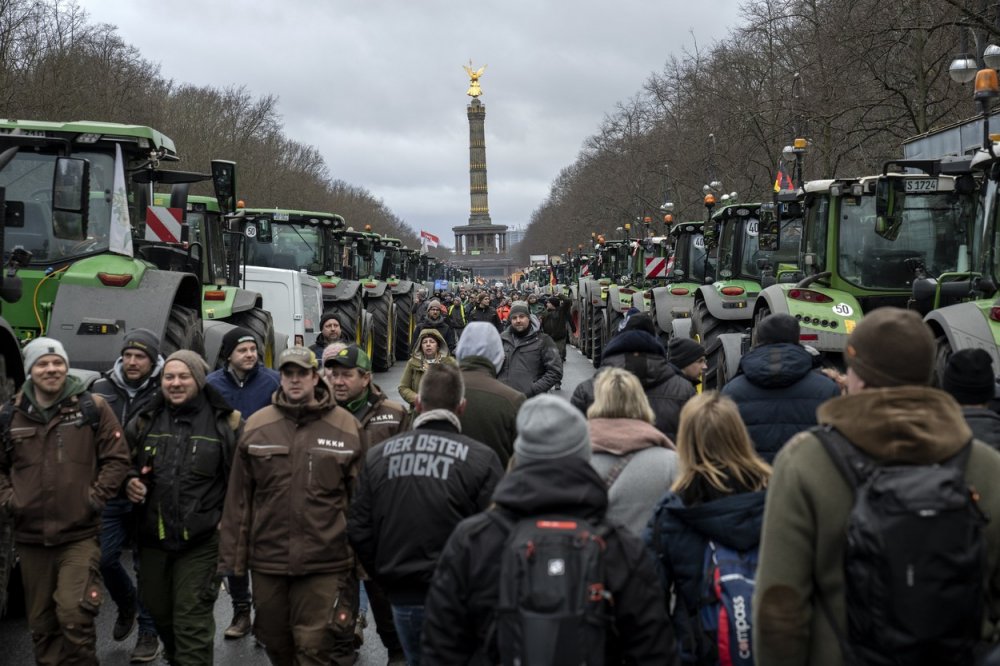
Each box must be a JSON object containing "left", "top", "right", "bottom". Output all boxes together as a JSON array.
[
  {"left": 219, "top": 346, "right": 367, "bottom": 666},
  {"left": 0, "top": 337, "right": 130, "bottom": 665}
]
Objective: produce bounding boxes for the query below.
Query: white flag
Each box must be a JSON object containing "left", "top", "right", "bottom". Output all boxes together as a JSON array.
[{"left": 108, "top": 143, "right": 133, "bottom": 257}]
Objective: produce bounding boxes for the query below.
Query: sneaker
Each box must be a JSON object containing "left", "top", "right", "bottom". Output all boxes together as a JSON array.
[
  {"left": 112, "top": 596, "right": 137, "bottom": 641},
  {"left": 130, "top": 631, "right": 160, "bottom": 663},
  {"left": 386, "top": 650, "right": 407, "bottom": 665},
  {"left": 353, "top": 612, "right": 367, "bottom": 650},
  {"left": 224, "top": 608, "right": 252, "bottom": 639}
]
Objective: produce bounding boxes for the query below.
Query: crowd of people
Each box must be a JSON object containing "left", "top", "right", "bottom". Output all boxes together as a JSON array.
[{"left": 2, "top": 288, "right": 1000, "bottom": 665}]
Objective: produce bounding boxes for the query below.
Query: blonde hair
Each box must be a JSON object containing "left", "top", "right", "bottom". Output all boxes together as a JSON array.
[
  {"left": 586, "top": 367, "right": 655, "bottom": 423},
  {"left": 671, "top": 391, "right": 771, "bottom": 494}
]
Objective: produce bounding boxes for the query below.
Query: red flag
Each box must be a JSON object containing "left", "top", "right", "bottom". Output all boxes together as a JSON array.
[{"left": 420, "top": 230, "right": 439, "bottom": 248}]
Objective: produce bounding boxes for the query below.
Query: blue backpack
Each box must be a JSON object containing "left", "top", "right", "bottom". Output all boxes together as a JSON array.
[{"left": 697, "top": 540, "right": 758, "bottom": 666}]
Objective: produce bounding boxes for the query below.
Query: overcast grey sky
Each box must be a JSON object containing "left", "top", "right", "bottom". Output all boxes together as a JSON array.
[{"left": 78, "top": 1, "right": 743, "bottom": 249}]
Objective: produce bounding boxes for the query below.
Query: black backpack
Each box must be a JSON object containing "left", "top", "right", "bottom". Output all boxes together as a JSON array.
[
  {"left": 493, "top": 511, "right": 614, "bottom": 666},
  {"left": 814, "top": 425, "right": 987, "bottom": 666}
]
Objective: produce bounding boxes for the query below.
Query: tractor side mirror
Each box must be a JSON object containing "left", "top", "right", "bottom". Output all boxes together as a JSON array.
[{"left": 211, "top": 160, "right": 237, "bottom": 216}]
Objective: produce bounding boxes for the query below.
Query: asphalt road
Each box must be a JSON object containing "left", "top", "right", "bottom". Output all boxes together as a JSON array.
[{"left": 0, "top": 340, "right": 597, "bottom": 664}]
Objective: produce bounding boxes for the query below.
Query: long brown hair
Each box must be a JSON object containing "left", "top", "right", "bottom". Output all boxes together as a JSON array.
[{"left": 671, "top": 391, "right": 770, "bottom": 494}]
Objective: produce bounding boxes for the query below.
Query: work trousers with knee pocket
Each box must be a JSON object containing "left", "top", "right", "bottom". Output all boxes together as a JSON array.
[
  {"left": 18, "top": 536, "right": 103, "bottom": 666},
  {"left": 138, "top": 534, "right": 220, "bottom": 666},
  {"left": 252, "top": 569, "right": 358, "bottom": 666}
]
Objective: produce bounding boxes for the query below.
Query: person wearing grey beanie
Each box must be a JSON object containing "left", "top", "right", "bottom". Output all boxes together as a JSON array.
[{"left": 514, "top": 394, "right": 591, "bottom": 463}]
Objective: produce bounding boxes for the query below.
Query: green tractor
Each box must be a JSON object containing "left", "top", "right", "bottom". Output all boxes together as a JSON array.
[
  {"left": 646, "top": 220, "right": 713, "bottom": 341},
  {"left": 334, "top": 227, "right": 396, "bottom": 371},
  {"left": 237, "top": 207, "right": 373, "bottom": 354},
  {"left": 373, "top": 235, "right": 416, "bottom": 361},
  {"left": 0, "top": 119, "right": 231, "bottom": 372},
  {"left": 725, "top": 171, "right": 979, "bottom": 382},
  {"left": 690, "top": 201, "right": 801, "bottom": 389}
]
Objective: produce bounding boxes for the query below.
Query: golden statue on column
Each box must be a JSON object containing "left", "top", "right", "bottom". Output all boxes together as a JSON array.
[{"left": 464, "top": 61, "right": 486, "bottom": 98}]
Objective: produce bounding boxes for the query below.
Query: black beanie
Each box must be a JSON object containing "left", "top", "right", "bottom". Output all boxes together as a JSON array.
[
  {"left": 623, "top": 313, "right": 656, "bottom": 336},
  {"left": 121, "top": 328, "right": 161, "bottom": 362},
  {"left": 220, "top": 326, "right": 258, "bottom": 363},
  {"left": 668, "top": 337, "right": 706, "bottom": 368},
  {"left": 320, "top": 311, "right": 342, "bottom": 330},
  {"left": 754, "top": 313, "right": 800, "bottom": 348},
  {"left": 943, "top": 348, "right": 996, "bottom": 406}
]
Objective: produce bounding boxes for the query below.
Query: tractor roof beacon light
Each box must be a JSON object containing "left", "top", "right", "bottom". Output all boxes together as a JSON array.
[{"left": 975, "top": 68, "right": 1000, "bottom": 102}]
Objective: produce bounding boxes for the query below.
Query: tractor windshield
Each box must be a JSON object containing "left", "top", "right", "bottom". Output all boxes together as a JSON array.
[
  {"left": 185, "top": 211, "right": 228, "bottom": 284},
  {"left": 246, "top": 222, "right": 326, "bottom": 273},
  {"left": 837, "top": 190, "right": 975, "bottom": 290},
  {"left": 738, "top": 217, "right": 801, "bottom": 277},
  {"left": 672, "top": 232, "right": 714, "bottom": 282},
  {"left": 0, "top": 150, "right": 115, "bottom": 263}
]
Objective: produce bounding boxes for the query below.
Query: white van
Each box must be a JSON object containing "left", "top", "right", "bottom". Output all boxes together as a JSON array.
[{"left": 241, "top": 266, "right": 323, "bottom": 351}]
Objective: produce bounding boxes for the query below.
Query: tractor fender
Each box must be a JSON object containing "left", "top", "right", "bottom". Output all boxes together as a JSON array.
[
  {"left": 0, "top": 318, "right": 24, "bottom": 392},
  {"left": 695, "top": 285, "right": 753, "bottom": 321},
  {"left": 925, "top": 302, "right": 1000, "bottom": 369},
  {"left": 364, "top": 281, "right": 389, "bottom": 299},
  {"left": 391, "top": 280, "right": 415, "bottom": 297},
  {"left": 273, "top": 331, "right": 290, "bottom": 355},
  {"left": 203, "top": 320, "right": 241, "bottom": 370},
  {"left": 322, "top": 279, "right": 361, "bottom": 306},
  {"left": 717, "top": 332, "right": 748, "bottom": 387},
  {"left": 228, "top": 287, "right": 263, "bottom": 315},
  {"left": 753, "top": 286, "right": 793, "bottom": 318},
  {"left": 47, "top": 269, "right": 201, "bottom": 372},
  {"left": 671, "top": 317, "right": 693, "bottom": 341},
  {"left": 652, "top": 286, "right": 693, "bottom": 335}
]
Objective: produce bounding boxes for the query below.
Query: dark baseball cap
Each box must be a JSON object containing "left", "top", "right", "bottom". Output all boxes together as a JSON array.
[
  {"left": 278, "top": 346, "right": 318, "bottom": 370},
  {"left": 326, "top": 344, "right": 372, "bottom": 372}
]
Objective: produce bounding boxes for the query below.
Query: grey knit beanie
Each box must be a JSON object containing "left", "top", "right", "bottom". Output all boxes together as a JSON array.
[
  {"left": 23, "top": 337, "right": 68, "bottom": 374},
  {"left": 165, "top": 350, "right": 210, "bottom": 389},
  {"left": 514, "top": 394, "right": 591, "bottom": 463}
]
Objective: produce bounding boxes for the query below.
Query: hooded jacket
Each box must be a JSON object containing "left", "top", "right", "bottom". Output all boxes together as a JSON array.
[
  {"left": 92, "top": 355, "right": 165, "bottom": 426},
  {"left": 721, "top": 343, "right": 840, "bottom": 463},
  {"left": 497, "top": 317, "right": 563, "bottom": 397},
  {"left": 125, "top": 384, "right": 241, "bottom": 552},
  {"left": 206, "top": 362, "right": 280, "bottom": 420},
  {"left": 753, "top": 387, "right": 1000, "bottom": 666},
  {"left": 963, "top": 406, "right": 1000, "bottom": 450},
  {"left": 218, "top": 380, "right": 366, "bottom": 576},
  {"left": 0, "top": 376, "right": 130, "bottom": 546},
  {"left": 458, "top": 355, "right": 525, "bottom": 467},
  {"left": 589, "top": 418, "right": 678, "bottom": 536},
  {"left": 398, "top": 328, "right": 457, "bottom": 407},
  {"left": 421, "top": 457, "right": 679, "bottom": 666},
  {"left": 346, "top": 414, "right": 503, "bottom": 605},
  {"left": 572, "top": 330, "right": 695, "bottom": 440},
  {"left": 644, "top": 490, "right": 766, "bottom": 663}
]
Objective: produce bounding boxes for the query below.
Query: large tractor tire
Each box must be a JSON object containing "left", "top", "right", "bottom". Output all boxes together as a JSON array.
[
  {"left": 228, "top": 307, "right": 278, "bottom": 369},
  {"left": 591, "top": 307, "right": 607, "bottom": 368},
  {"left": 368, "top": 293, "right": 395, "bottom": 372},
  {"left": 393, "top": 291, "right": 415, "bottom": 361},
  {"left": 361, "top": 311, "right": 375, "bottom": 360},
  {"left": 691, "top": 299, "right": 745, "bottom": 391},
  {"left": 329, "top": 292, "right": 365, "bottom": 347},
  {"left": 163, "top": 304, "right": 206, "bottom": 358}
]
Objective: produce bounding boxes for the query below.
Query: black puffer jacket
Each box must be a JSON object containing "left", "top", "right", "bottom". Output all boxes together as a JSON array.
[
  {"left": 126, "top": 385, "right": 241, "bottom": 552},
  {"left": 497, "top": 318, "right": 563, "bottom": 397},
  {"left": 963, "top": 406, "right": 1000, "bottom": 450},
  {"left": 414, "top": 314, "right": 456, "bottom": 351},
  {"left": 572, "top": 330, "right": 695, "bottom": 440},
  {"left": 421, "top": 457, "right": 678, "bottom": 666},
  {"left": 721, "top": 343, "right": 840, "bottom": 463},
  {"left": 347, "top": 417, "right": 503, "bottom": 604}
]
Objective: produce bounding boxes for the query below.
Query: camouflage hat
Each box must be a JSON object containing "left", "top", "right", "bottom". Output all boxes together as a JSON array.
[
  {"left": 326, "top": 344, "right": 372, "bottom": 373},
  {"left": 278, "top": 346, "right": 318, "bottom": 371}
]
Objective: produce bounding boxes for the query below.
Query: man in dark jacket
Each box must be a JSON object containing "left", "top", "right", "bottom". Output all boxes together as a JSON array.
[
  {"left": 721, "top": 314, "right": 840, "bottom": 463},
  {"left": 421, "top": 394, "right": 678, "bottom": 665},
  {"left": 0, "top": 337, "right": 130, "bottom": 666},
  {"left": 325, "top": 344, "right": 408, "bottom": 660},
  {"left": 468, "top": 292, "right": 501, "bottom": 332},
  {"left": 349, "top": 364, "right": 503, "bottom": 666},
  {"left": 541, "top": 294, "right": 573, "bottom": 362},
  {"left": 942, "top": 348, "right": 1000, "bottom": 449},
  {"left": 454, "top": 322, "right": 525, "bottom": 466},
  {"left": 205, "top": 325, "right": 280, "bottom": 638},
  {"left": 573, "top": 314, "right": 695, "bottom": 440},
  {"left": 219, "top": 346, "right": 366, "bottom": 666},
  {"left": 124, "top": 350, "right": 241, "bottom": 666},
  {"left": 667, "top": 336, "right": 708, "bottom": 387},
  {"left": 413, "top": 299, "right": 456, "bottom": 351},
  {"left": 497, "top": 301, "right": 563, "bottom": 397},
  {"left": 92, "top": 329, "right": 164, "bottom": 661}
]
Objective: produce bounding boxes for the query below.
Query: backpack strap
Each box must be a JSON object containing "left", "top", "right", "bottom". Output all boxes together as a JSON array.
[
  {"left": 0, "top": 399, "right": 16, "bottom": 455},
  {"left": 602, "top": 451, "right": 637, "bottom": 489},
  {"left": 810, "top": 425, "right": 875, "bottom": 491},
  {"left": 77, "top": 392, "right": 102, "bottom": 431}
]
